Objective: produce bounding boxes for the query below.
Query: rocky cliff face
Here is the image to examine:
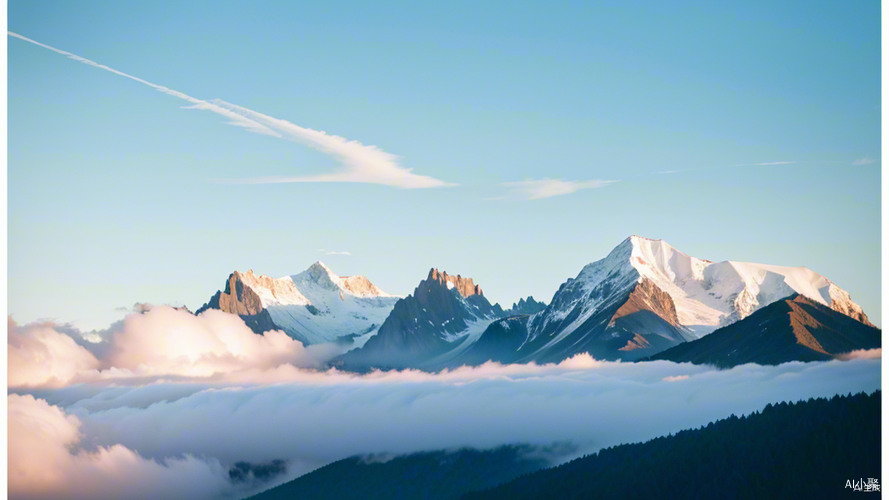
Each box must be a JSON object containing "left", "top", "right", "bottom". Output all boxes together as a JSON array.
[
  {"left": 198, "top": 271, "right": 271, "bottom": 316},
  {"left": 427, "top": 269, "right": 484, "bottom": 297},
  {"left": 195, "top": 271, "right": 296, "bottom": 342},
  {"left": 336, "top": 269, "right": 506, "bottom": 370}
]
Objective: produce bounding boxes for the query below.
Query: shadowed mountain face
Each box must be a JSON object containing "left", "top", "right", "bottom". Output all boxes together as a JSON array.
[
  {"left": 649, "top": 294, "right": 881, "bottom": 368},
  {"left": 453, "top": 276, "right": 695, "bottom": 366},
  {"left": 336, "top": 269, "right": 506, "bottom": 371},
  {"left": 246, "top": 446, "right": 552, "bottom": 500},
  {"left": 504, "top": 297, "right": 546, "bottom": 316},
  {"left": 463, "top": 391, "right": 881, "bottom": 500}
]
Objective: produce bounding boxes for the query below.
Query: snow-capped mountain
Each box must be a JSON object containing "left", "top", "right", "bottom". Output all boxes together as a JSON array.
[
  {"left": 336, "top": 268, "right": 508, "bottom": 370},
  {"left": 196, "top": 262, "right": 400, "bottom": 345},
  {"left": 454, "top": 236, "right": 872, "bottom": 364}
]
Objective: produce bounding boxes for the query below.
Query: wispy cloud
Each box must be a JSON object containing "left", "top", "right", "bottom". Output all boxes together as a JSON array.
[
  {"left": 7, "top": 32, "right": 455, "bottom": 190},
  {"left": 653, "top": 161, "right": 797, "bottom": 176},
  {"left": 726, "top": 161, "right": 796, "bottom": 167},
  {"left": 497, "top": 179, "right": 618, "bottom": 200},
  {"left": 319, "top": 250, "right": 351, "bottom": 256},
  {"left": 852, "top": 158, "right": 877, "bottom": 166}
]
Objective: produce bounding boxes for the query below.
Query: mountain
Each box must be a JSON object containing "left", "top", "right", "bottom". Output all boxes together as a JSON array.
[
  {"left": 335, "top": 269, "right": 506, "bottom": 370},
  {"left": 196, "top": 262, "right": 399, "bottom": 345},
  {"left": 463, "top": 391, "right": 880, "bottom": 500},
  {"left": 649, "top": 294, "right": 881, "bottom": 367},
  {"left": 453, "top": 236, "right": 872, "bottom": 364},
  {"left": 246, "top": 446, "right": 551, "bottom": 500},
  {"left": 504, "top": 297, "right": 546, "bottom": 316}
]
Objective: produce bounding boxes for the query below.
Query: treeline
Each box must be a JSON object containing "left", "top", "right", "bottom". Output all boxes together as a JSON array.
[
  {"left": 462, "top": 391, "right": 881, "bottom": 500},
  {"left": 247, "top": 445, "right": 550, "bottom": 500}
]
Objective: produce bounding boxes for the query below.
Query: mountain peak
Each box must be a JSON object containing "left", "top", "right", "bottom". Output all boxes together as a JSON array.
[
  {"left": 308, "top": 260, "right": 333, "bottom": 274},
  {"left": 426, "top": 268, "right": 483, "bottom": 297}
]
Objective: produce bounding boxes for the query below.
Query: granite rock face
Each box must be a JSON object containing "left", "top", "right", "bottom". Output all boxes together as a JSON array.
[
  {"left": 427, "top": 268, "right": 484, "bottom": 297},
  {"left": 336, "top": 269, "right": 506, "bottom": 370}
]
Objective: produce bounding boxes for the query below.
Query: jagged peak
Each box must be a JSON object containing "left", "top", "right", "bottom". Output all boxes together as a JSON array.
[{"left": 426, "top": 268, "right": 484, "bottom": 297}]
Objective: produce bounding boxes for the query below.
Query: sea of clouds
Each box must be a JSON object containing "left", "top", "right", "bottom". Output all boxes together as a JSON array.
[{"left": 7, "top": 306, "right": 882, "bottom": 500}]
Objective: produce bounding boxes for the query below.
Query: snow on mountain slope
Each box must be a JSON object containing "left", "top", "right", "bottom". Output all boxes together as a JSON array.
[
  {"left": 625, "top": 236, "right": 870, "bottom": 336},
  {"left": 460, "top": 235, "right": 872, "bottom": 366},
  {"left": 197, "top": 262, "right": 399, "bottom": 345}
]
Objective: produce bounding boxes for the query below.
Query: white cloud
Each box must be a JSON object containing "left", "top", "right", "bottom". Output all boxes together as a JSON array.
[
  {"left": 836, "top": 348, "right": 881, "bottom": 360},
  {"left": 205, "top": 100, "right": 457, "bottom": 188},
  {"left": 8, "top": 394, "right": 254, "bottom": 500},
  {"left": 498, "top": 179, "right": 618, "bottom": 200},
  {"left": 852, "top": 157, "right": 877, "bottom": 165},
  {"left": 8, "top": 318, "right": 101, "bottom": 388},
  {"left": 7, "top": 31, "right": 455, "bottom": 189},
  {"left": 10, "top": 356, "right": 877, "bottom": 500},
  {"left": 8, "top": 302, "right": 881, "bottom": 500},
  {"left": 319, "top": 250, "right": 351, "bottom": 256},
  {"left": 7, "top": 308, "right": 342, "bottom": 388}
]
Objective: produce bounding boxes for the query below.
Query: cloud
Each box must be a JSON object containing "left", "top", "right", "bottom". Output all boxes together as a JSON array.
[
  {"left": 7, "top": 308, "right": 343, "bottom": 388},
  {"left": 852, "top": 158, "right": 877, "bottom": 165},
  {"left": 204, "top": 100, "right": 457, "bottom": 188},
  {"left": 8, "top": 356, "right": 878, "bottom": 500},
  {"left": 8, "top": 303, "right": 881, "bottom": 499},
  {"left": 8, "top": 393, "right": 269, "bottom": 500},
  {"left": 498, "top": 179, "right": 618, "bottom": 200},
  {"left": 7, "top": 31, "right": 455, "bottom": 189},
  {"left": 8, "top": 318, "right": 102, "bottom": 388},
  {"left": 319, "top": 250, "right": 352, "bottom": 256},
  {"left": 836, "top": 348, "right": 881, "bottom": 360},
  {"left": 7, "top": 305, "right": 882, "bottom": 499}
]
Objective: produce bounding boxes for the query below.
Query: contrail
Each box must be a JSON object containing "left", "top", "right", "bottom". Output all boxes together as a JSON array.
[
  {"left": 8, "top": 31, "right": 455, "bottom": 188},
  {"left": 7, "top": 32, "right": 279, "bottom": 137}
]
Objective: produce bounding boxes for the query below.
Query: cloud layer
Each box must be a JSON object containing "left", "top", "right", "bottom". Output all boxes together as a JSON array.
[
  {"left": 7, "top": 290, "right": 883, "bottom": 500},
  {"left": 7, "top": 31, "right": 454, "bottom": 189},
  {"left": 8, "top": 393, "right": 248, "bottom": 500},
  {"left": 7, "top": 306, "right": 882, "bottom": 500},
  {"left": 10, "top": 356, "right": 881, "bottom": 500},
  {"left": 8, "top": 307, "right": 341, "bottom": 388}
]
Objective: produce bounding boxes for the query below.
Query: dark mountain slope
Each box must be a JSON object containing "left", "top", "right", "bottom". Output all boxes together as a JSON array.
[
  {"left": 503, "top": 297, "right": 546, "bottom": 316},
  {"left": 246, "top": 446, "right": 549, "bottom": 500},
  {"left": 463, "top": 391, "right": 881, "bottom": 500},
  {"left": 650, "top": 294, "right": 881, "bottom": 368},
  {"left": 336, "top": 269, "right": 505, "bottom": 371},
  {"left": 453, "top": 276, "right": 695, "bottom": 366}
]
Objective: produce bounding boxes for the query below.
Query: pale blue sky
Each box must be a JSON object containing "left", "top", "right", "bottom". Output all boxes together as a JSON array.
[{"left": 8, "top": 0, "right": 881, "bottom": 329}]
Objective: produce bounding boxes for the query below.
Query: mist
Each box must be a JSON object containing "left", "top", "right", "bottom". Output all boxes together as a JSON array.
[{"left": 7, "top": 308, "right": 882, "bottom": 500}]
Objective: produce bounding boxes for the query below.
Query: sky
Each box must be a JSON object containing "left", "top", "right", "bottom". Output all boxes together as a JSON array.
[{"left": 8, "top": 0, "right": 881, "bottom": 330}]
